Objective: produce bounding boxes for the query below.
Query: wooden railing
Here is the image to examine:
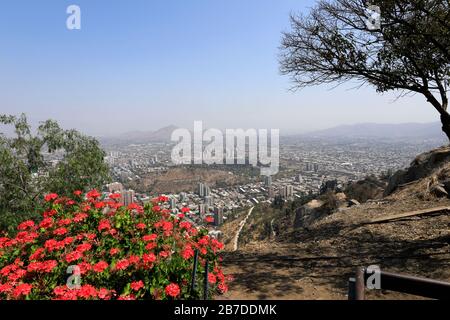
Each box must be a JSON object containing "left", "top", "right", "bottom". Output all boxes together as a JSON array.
[{"left": 348, "top": 267, "right": 450, "bottom": 300}]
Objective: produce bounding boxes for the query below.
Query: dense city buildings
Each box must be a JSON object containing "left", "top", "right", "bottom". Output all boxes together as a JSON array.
[{"left": 93, "top": 136, "right": 445, "bottom": 230}]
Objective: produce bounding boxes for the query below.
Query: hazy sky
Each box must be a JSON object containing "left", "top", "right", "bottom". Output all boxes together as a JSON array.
[{"left": 0, "top": 0, "right": 439, "bottom": 137}]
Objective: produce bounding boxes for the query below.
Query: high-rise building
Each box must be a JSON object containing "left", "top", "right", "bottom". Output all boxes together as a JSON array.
[
  {"left": 296, "top": 174, "right": 303, "bottom": 183},
  {"left": 198, "top": 183, "right": 205, "bottom": 197},
  {"left": 264, "top": 176, "right": 272, "bottom": 187},
  {"left": 314, "top": 164, "right": 319, "bottom": 173},
  {"left": 213, "top": 207, "right": 224, "bottom": 226},
  {"left": 198, "top": 183, "right": 210, "bottom": 197},
  {"left": 282, "top": 185, "right": 294, "bottom": 199},
  {"left": 204, "top": 196, "right": 213, "bottom": 207},
  {"left": 198, "top": 204, "right": 208, "bottom": 216},
  {"left": 121, "top": 189, "right": 135, "bottom": 206},
  {"left": 169, "top": 197, "right": 177, "bottom": 209}
]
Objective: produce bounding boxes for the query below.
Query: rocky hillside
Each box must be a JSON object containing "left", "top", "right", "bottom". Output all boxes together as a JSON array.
[{"left": 221, "top": 146, "right": 450, "bottom": 300}]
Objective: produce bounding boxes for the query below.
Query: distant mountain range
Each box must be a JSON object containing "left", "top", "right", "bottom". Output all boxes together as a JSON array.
[
  {"left": 300, "top": 122, "right": 447, "bottom": 141},
  {"left": 99, "top": 125, "right": 178, "bottom": 145},
  {"left": 98, "top": 122, "right": 448, "bottom": 145}
]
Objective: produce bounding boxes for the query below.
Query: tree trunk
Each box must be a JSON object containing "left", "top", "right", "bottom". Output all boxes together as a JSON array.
[{"left": 440, "top": 112, "right": 450, "bottom": 141}]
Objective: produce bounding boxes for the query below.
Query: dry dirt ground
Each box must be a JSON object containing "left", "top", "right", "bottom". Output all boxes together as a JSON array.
[
  {"left": 141, "top": 167, "right": 245, "bottom": 194},
  {"left": 220, "top": 197, "right": 450, "bottom": 300}
]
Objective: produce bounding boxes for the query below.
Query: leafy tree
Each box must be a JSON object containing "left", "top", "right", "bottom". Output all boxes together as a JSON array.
[
  {"left": 280, "top": 0, "right": 450, "bottom": 139},
  {"left": 272, "top": 195, "right": 285, "bottom": 209},
  {"left": 0, "top": 114, "right": 111, "bottom": 232}
]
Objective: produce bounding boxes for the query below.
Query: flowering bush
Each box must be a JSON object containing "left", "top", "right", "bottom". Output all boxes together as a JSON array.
[{"left": 0, "top": 190, "right": 229, "bottom": 300}]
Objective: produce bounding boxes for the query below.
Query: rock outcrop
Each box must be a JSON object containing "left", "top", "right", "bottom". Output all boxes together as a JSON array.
[{"left": 385, "top": 145, "right": 450, "bottom": 195}]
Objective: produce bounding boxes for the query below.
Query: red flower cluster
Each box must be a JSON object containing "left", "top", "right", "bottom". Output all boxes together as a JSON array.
[
  {"left": 92, "top": 261, "right": 108, "bottom": 273},
  {"left": 44, "top": 193, "right": 58, "bottom": 202},
  {"left": 27, "top": 260, "right": 58, "bottom": 273},
  {"left": 131, "top": 281, "right": 144, "bottom": 292},
  {"left": 165, "top": 283, "right": 180, "bottom": 298},
  {"left": 0, "top": 190, "right": 228, "bottom": 300}
]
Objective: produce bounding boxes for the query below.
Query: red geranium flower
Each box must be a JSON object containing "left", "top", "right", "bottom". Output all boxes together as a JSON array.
[
  {"left": 128, "top": 203, "right": 143, "bottom": 213},
  {"left": 142, "top": 253, "right": 156, "bottom": 264},
  {"left": 0, "top": 283, "right": 12, "bottom": 293},
  {"left": 65, "top": 251, "right": 83, "bottom": 263},
  {"left": 204, "top": 216, "right": 214, "bottom": 223},
  {"left": 142, "top": 234, "right": 157, "bottom": 242},
  {"left": 78, "top": 262, "right": 92, "bottom": 275},
  {"left": 128, "top": 255, "right": 140, "bottom": 265},
  {"left": 28, "top": 260, "right": 57, "bottom": 273},
  {"left": 12, "top": 283, "right": 32, "bottom": 298},
  {"left": 208, "top": 273, "right": 217, "bottom": 284},
  {"left": 98, "top": 219, "right": 111, "bottom": 232},
  {"left": 115, "top": 259, "right": 130, "bottom": 271},
  {"left": 44, "top": 239, "right": 61, "bottom": 252},
  {"left": 159, "top": 250, "right": 170, "bottom": 259},
  {"left": 181, "top": 207, "right": 190, "bottom": 213},
  {"left": 58, "top": 218, "right": 72, "bottom": 226},
  {"left": 39, "top": 217, "right": 53, "bottom": 229},
  {"left": 73, "top": 213, "right": 88, "bottom": 223},
  {"left": 18, "top": 220, "right": 35, "bottom": 231},
  {"left": 53, "top": 227, "right": 68, "bottom": 236},
  {"left": 93, "top": 261, "right": 109, "bottom": 273},
  {"left": 181, "top": 245, "right": 195, "bottom": 260},
  {"left": 63, "top": 237, "right": 74, "bottom": 245},
  {"left": 136, "top": 223, "right": 146, "bottom": 230},
  {"left": 145, "top": 242, "right": 157, "bottom": 251},
  {"left": 165, "top": 283, "right": 180, "bottom": 298},
  {"left": 29, "top": 248, "right": 45, "bottom": 261},
  {"left": 78, "top": 284, "right": 97, "bottom": 299},
  {"left": 86, "top": 189, "right": 101, "bottom": 199},
  {"left": 85, "top": 233, "right": 97, "bottom": 240},
  {"left": 158, "top": 196, "right": 169, "bottom": 203},
  {"left": 43, "top": 209, "right": 57, "bottom": 218},
  {"left": 76, "top": 243, "right": 92, "bottom": 253},
  {"left": 109, "top": 248, "right": 120, "bottom": 256},
  {"left": 44, "top": 193, "right": 58, "bottom": 202},
  {"left": 98, "top": 288, "right": 110, "bottom": 300},
  {"left": 95, "top": 201, "right": 106, "bottom": 209},
  {"left": 162, "top": 221, "right": 173, "bottom": 232},
  {"left": 109, "top": 193, "right": 121, "bottom": 200},
  {"left": 130, "top": 280, "right": 144, "bottom": 291},
  {"left": 179, "top": 221, "right": 192, "bottom": 230},
  {"left": 218, "top": 282, "right": 228, "bottom": 294},
  {"left": 198, "top": 236, "right": 209, "bottom": 246}
]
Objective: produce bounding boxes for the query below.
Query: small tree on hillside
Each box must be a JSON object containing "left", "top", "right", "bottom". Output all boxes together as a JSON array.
[{"left": 280, "top": 0, "right": 450, "bottom": 139}]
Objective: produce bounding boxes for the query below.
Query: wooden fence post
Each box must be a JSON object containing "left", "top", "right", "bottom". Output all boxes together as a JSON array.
[
  {"left": 203, "top": 260, "right": 209, "bottom": 300},
  {"left": 348, "top": 277, "right": 356, "bottom": 300},
  {"left": 355, "top": 267, "right": 366, "bottom": 300},
  {"left": 190, "top": 250, "right": 199, "bottom": 297}
]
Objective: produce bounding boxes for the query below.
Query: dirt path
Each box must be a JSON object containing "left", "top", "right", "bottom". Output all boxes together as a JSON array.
[
  {"left": 232, "top": 207, "right": 254, "bottom": 252},
  {"left": 221, "top": 245, "right": 347, "bottom": 300},
  {"left": 220, "top": 208, "right": 450, "bottom": 300}
]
